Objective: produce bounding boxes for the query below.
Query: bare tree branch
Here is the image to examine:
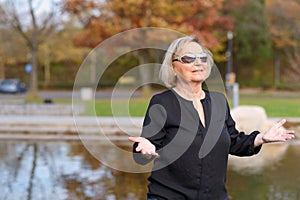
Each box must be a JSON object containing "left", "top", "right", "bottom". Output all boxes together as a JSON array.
[{"left": 0, "top": 0, "right": 59, "bottom": 96}]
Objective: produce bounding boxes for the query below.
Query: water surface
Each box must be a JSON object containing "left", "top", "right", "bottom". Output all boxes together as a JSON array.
[{"left": 0, "top": 140, "right": 299, "bottom": 200}]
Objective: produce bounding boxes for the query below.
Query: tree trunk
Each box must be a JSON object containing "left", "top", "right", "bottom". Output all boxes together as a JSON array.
[
  {"left": 0, "top": 60, "right": 5, "bottom": 79},
  {"left": 90, "top": 51, "right": 97, "bottom": 85},
  {"left": 137, "top": 51, "right": 152, "bottom": 97},
  {"left": 44, "top": 46, "right": 51, "bottom": 88},
  {"left": 28, "top": 48, "right": 38, "bottom": 98},
  {"left": 27, "top": 144, "right": 37, "bottom": 200}
]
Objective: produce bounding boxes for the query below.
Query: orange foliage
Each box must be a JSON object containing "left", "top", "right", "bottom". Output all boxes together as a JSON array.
[
  {"left": 62, "top": 0, "right": 234, "bottom": 50},
  {"left": 266, "top": 0, "right": 300, "bottom": 48}
]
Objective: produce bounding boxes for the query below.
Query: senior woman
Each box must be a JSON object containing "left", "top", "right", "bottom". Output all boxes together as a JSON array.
[{"left": 128, "top": 36, "right": 295, "bottom": 200}]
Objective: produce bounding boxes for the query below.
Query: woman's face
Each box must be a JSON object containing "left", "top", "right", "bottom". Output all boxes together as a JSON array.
[{"left": 172, "top": 41, "right": 210, "bottom": 85}]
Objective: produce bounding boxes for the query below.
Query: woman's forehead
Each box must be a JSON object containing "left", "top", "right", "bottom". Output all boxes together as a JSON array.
[{"left": 177, "top": 41, "right": 204, "bottom": 54}]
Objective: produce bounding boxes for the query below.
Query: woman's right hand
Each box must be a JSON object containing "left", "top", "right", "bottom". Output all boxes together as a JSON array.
[{"left": 128, "top": 137, "right": 159, "bottom": 159}]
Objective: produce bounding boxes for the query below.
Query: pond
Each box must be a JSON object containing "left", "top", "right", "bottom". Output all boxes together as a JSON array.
[{"left": 0, "top": 140, "right": 300, "bottom": 200}]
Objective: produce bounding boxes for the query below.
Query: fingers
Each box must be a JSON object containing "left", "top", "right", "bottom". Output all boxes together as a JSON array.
[
  {"left": 284, "top": 129, "right": 295, "bottom": 135},
  {"left": 279, "top": 134, "right": 294, "bottom": 142},
  {"left": 128, "top": 136, "right": 145, "bottom": 143},
  {"left": 136, "top": 144, "right": 143, "bottom": 152},
  {"left": 283, "top": 130, "right": 295, "bottom": 140},
  {"left": 274, "top": 128, "right": 295, "bottom": 142},
  {"left": 128, "top": 137, "right": 159, "bottom": 158},
  {"left": 137, "top": 144, "right": 158, "bottom": 156},
  {"left": 274, "top": 119, "right": 286, "bottom": 129},
  {"left": 275, "top": 119, "right": 296, "bottom": 141},
  {"left": 128, "top": 136, "right": 138, "bottom": 143},
  {"left": 141, "top": 151, "right": 159, "bottom": 159},
  {"left": 262, "top": 118, "right": 296, "bottom": 144},
  {"left": 141, "top": 150, "right": 159, "bottom": 157},
  {"left": 138, "top": 146, "right": 159, "bottom": 159}
]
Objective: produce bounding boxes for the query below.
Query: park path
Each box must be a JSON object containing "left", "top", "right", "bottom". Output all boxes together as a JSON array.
[
  {"left": 0, "top": 115, "right": 299, "bottom": 141},
  {"left": 0, "top": 115, "right": 143, "bottom": 141}
]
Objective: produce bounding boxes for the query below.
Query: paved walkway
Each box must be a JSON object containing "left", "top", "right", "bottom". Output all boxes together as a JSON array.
[
  {"left": 0, "top": 115, "right": 299, "bottom": 141},
  {"left": 0, "top": 115, "right": 144, "bottom": 141}
]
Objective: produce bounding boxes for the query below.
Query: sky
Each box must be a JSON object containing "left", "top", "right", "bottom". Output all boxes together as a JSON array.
[{"left": 0, "top": 0, "right": 68, "bottom": 29}]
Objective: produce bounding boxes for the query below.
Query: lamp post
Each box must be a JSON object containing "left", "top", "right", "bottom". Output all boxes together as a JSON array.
[
  {"left": 225, "top": 31, "right": 239, "bottom": 108},
  {"left": 226, "top": 31, "right": 233, "bottom": 76},
  {"left": 225, "top": 31, "right": 234, "bottom": 93},
  {"left": 274, "top": 53, "right": 280, "bottom": 88}
]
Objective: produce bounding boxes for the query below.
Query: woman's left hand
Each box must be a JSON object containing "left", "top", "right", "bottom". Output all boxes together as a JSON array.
[{"left": 255, "top": 119, "right": 295, "bottom": 147}]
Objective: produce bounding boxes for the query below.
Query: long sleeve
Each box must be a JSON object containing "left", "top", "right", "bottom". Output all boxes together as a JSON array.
[
  {"left": 133, "top": 95, "right": 168, "bottom": 165},
  {"left": 226, "top": 102, "right": 262, "bottom": 156}
]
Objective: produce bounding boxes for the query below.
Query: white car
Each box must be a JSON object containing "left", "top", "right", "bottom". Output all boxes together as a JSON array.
[{"left": 0, "top": 79, "right": 27, "bottom": 94}]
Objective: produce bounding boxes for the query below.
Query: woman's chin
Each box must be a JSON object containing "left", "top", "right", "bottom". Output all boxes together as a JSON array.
[{"left": 190, "top": 75, "right": 206, "bottom": 83}]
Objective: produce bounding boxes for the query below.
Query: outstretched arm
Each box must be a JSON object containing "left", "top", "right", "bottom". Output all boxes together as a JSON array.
[{"left": 254, "top": 119, "right": 295, "bottom": 147}]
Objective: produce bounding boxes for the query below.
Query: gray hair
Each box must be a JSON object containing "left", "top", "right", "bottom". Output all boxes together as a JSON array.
[{"left": 159, "top": 36, "right": 214, "bottom": 88}]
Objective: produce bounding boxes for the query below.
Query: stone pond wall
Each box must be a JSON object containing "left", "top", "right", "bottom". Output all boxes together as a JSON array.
[{"left": 0, "top": 103, "right": 85, "bottom": 116}]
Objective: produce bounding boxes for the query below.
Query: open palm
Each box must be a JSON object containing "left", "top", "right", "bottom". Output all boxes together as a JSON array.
[{"left": 262, "top": 119, "right": 295, "bottom": 143}]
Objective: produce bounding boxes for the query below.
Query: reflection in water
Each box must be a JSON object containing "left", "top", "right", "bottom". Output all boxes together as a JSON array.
[
  {"left": 228, "top": 143, "right": 289, "bottom": 174},
  {"left": 227, "top": 144, "right": 300, "bottom": 200},
  {"left": 0, "top": 141, "right": 299, "bottom": 200},
  {"left": 0, "top": 141, "right": 149, "bottom": 200}
]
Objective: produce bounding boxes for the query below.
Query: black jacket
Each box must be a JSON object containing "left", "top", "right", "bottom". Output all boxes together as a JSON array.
[{"left": 133, "top": 89, "right": 261, "bottom": 200}]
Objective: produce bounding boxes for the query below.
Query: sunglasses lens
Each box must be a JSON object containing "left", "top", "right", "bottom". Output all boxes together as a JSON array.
[
  {"left": 181, "top": 55, "right": 196, "bottom": 64},
  {"left": 200, "top": 56, "right": 207, "bottom": 63},
  {"left": 175, "top": 54, "right": 208, "bottom": 64}
]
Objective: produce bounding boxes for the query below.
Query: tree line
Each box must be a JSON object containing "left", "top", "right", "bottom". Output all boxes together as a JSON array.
[{"left": 0, "top": 0, "right": 299, "bottom": 97}]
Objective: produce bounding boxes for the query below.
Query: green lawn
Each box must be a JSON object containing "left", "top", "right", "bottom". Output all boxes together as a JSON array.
[
  {"left": 84, "top": 98, "right": 150, "bottom": 117},
  {"left": 238, "top": 94, "right": 300, "bottom": 117},
  {"left": 81, "top": 91, "right": 300, "bottom": 117}
]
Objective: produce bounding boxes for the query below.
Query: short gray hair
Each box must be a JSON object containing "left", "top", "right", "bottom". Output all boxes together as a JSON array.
[{"left": 159, "top": 36, "right": 214, "bottom": 88}]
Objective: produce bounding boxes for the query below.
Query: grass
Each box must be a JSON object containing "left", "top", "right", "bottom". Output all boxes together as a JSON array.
[
  {"left": 78, "top": 91, "right": 300, "bottom": 117},
  {"left": 238, "top": 94, "right": 300, "bottom": 117},
  {"left": 83, "top": 98, "right": 150, "bottom": 117}
]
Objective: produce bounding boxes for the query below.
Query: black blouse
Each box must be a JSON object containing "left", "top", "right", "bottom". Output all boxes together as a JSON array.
[{"left": 133, "top": 89, "right": 261, "bottom": 200}]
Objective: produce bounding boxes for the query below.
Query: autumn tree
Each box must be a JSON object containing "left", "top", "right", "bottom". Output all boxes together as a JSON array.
[
  {"left": 0, "top": 0, "right": 60, "bottom": 97},
  {"left": 39, "top": 22, "right": 90, "bottom": 88},
  {"left": 224, "top": 0, "right": 274, "bottom": 87},
  {"left": 266, "top": 0, "right": 300, "bottom": 88},
  {"left": 0, "top": 7, "right": 4, "bottom": 79},
  {"left": 0, "top": 22, "right": 28, "bottom": 80},
  {"left": 62, "top": 0, "right": 234, "bottom": 94},
  {"left": 63, "top": 0, "right": 233, "bottom": 48}
]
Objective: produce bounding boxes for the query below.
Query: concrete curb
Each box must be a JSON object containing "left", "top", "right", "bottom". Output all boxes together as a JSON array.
[
  {"left": 0, "top": 115, "right": 144, "bottom": 141},
  {"left": 0, "top": 115, "right": 299, "bottom": 141}
]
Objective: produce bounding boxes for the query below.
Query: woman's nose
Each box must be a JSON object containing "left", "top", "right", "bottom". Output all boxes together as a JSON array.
[{"left": 193, "top": 57, "right": 202, "bottom": 65}]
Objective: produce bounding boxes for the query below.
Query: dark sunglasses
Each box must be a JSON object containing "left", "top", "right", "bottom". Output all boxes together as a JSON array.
[{"left": 172, "top": 53, "right": 208, "bottom": 64}]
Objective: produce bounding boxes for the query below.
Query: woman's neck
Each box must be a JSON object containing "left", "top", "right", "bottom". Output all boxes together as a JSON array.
[{"left": 173, "top": 82, "right": 205, "bottom": 100}]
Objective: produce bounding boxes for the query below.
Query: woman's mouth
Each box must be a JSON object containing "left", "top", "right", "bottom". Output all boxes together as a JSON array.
[{"left": 192, "top": 69, "right": 204, "bottom": 73}]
